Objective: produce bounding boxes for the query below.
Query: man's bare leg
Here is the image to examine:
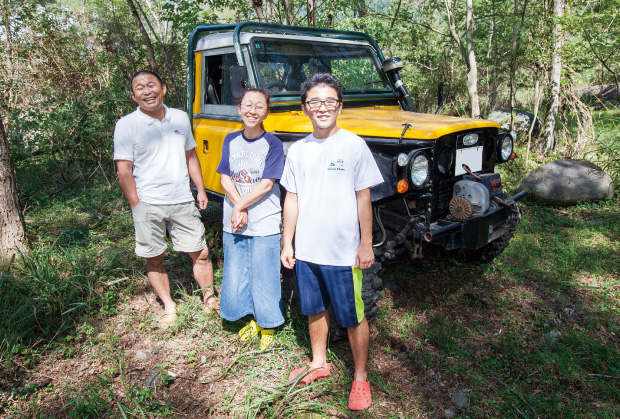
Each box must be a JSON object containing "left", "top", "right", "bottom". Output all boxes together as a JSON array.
[
  {"left": 308, "top": 310, "right": 330, "bottom": 369},
  {"left": 188, "top": 247, "right": 215, "bottom": 304},
  {"left": 146, "top": 253, "right": 176, "bottom": 312},
  {"left": 347, "top": 317, "right": 369, "bottom": 382}
]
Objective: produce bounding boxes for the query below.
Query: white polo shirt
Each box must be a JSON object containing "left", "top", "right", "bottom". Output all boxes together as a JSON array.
[
  {"left": 281, "top": 128, "right": 384, "bottom": 266},
  {"left": 113, "top": 105, "right": 196, "bottom": 205}
]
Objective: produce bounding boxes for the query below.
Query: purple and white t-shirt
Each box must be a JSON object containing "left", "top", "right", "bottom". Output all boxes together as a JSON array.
[{"left": 217, "top": 131, "right": 284, "bottom": 236}]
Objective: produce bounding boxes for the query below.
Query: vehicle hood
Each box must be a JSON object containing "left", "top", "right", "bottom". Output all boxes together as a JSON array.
[{"left": 270, "top": 107, "right": 500, "bottom": 140}]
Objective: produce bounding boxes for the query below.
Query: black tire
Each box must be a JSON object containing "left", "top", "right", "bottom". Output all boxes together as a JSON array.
[
  {"left": 454, "top": 203, "right": 521, "bottom": 263},
  {"left": 281, "top": 263, "right": 384, "bottom": 342},
  {"left": 461, "top": 229, "right": 515, "bottom": 263}
]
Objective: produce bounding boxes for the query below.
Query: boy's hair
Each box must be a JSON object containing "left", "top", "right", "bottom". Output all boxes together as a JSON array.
[
  {"left": 300, "top": 73, "right": 343, "bottom": 104},
  {"left": 130, "top": 70, "right": 164, "bottom": 92},
  {"left": 236, "top": 87, "right": 271, "bottom": 109}
]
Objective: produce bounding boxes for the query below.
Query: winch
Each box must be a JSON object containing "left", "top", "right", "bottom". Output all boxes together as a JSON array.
[{"left": 449, "top": 173, "right": 503, "bottom": 221}]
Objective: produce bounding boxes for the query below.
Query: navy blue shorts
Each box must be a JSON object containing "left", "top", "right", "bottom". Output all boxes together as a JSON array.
[{"left": 295, "top": 260, "right": 365, "bottom": 328}]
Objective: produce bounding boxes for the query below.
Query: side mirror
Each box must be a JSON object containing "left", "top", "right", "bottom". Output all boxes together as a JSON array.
[{"left": 230, "top": 65, "right": 249, "bottom": 99}]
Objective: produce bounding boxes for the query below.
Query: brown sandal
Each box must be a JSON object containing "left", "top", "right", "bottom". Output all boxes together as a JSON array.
[{"left": 203, "top": 287, "right": 220, "bottom": 314}]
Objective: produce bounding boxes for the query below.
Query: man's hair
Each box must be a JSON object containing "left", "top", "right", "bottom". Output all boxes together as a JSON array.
[
  {"left": 300, "top": 73, "right": 343, "bottom": 104},
  {"left": 130, "top": 70, "right": 164, "bottom": 92}
]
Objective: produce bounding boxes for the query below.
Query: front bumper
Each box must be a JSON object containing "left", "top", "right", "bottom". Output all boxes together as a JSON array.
[{"left": 378, "top": 190, "right": 526, "bottom": 251}]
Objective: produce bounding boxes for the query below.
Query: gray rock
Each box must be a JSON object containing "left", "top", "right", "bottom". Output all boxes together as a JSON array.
[
  {"left": 145, "top": 372, "right": 161, "bottom": 387},
  {"left": 134, "top": 350, "right": 148, "bottom": 360},
  {"left": 451, "top": 392, "right": 469, "bottom": 408},
  {"left": 443, "top": 408, "right": 456, "bottom": 418},
  {"left": 519, "top": 159, "right": 614, "bottom": 206},
  {"left": 487, "top": 110, "right": 542, "bottom": 137},
  {"left": 545, "top": 330, "right": 562, "bottom": 345}
]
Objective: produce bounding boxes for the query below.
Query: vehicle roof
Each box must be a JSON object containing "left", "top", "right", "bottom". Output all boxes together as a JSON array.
[{"left": 195, "top": 32, "right": 370, "bottom": 52}]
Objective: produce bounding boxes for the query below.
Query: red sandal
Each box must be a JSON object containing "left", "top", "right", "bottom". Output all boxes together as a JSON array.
[
  {"left": 288, "top": 363, "right": 331, "bottom": 385},
  {"left": 348, "top": 379, "right": 372, "bottom": 410}
]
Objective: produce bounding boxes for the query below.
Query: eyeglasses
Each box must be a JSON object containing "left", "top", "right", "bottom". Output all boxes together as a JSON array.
[
  {"left": 304, "top": 99, "right": 341, "bottom": 111},
  {"left": 240, "top": 103, "right": 267, "bottom": 112}
]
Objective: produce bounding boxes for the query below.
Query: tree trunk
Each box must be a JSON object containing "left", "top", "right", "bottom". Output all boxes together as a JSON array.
[
  {"left": 126, "top": 0, "right": 157, "bottom": 71},
  {"left": 509, "top": 0, "right": 529, "bottom": 129},
  {"left": 252, "top": 0, "right": 265, "bottom": 22},
  {"left": 465, "top": 0, "right": 480, "bottom": 118},
  {"left": 280, "top": 0, "right": 294, "bottom": 25},
  {"left": 0, "top": 112, "right": 28, "bottom": 263},
  {"left": 489, "top": 0, "right": 498, "bottom": 113},
  {"left": 306, "top": 0, "right": 315, "bottom": 27},
  {"left": 1, "top": 0, "right": 15, "bottom": 110},
  {"left": 326, "top": 0, "right": 336, "bottom": 29},
  {"left": 541, "top": 0, "right": 563, "bottom": 153},
  {"left": 526, "top": 65, "right": 542, "bottom": 166},
  {"left": 445, "top": 0, "right": 480, "bottom": 118}
]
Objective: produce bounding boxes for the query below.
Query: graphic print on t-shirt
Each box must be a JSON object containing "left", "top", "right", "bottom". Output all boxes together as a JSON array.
[
  {"left": 230, "top": 149, "right": 266, "bottom": 197},
  {"left": 328, "top": 159, "right": 345, "bottom": 171}
]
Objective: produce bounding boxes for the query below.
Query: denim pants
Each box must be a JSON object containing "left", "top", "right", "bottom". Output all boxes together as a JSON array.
[{"left": 220, "top": 232, "right": 284, "bottom": 329}]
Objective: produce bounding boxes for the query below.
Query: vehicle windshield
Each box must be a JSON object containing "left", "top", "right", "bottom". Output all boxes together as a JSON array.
[{"left": 250, "top": 38, "right": 390, "bottom": 95}]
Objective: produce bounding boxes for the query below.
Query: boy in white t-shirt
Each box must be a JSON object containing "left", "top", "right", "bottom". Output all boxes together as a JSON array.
[{"left": 280, "top": 73, "right": 384, "bottom": 411}]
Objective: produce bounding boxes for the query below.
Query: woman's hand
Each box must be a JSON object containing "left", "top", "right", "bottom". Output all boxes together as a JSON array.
[{"left": 231, "top": 205, "right": 248, "bottom": 233}]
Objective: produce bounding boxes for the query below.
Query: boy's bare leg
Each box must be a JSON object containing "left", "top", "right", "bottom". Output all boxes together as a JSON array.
[
  {"left": 347, "top": 317, "right": 369, "bottom": 382},
  {"left": 308, "top": 310, "right": 330, "bottom": 369}
]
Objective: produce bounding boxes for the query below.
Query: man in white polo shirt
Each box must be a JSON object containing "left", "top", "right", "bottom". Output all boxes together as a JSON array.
[{"left": 114, "top": 70, "right": 218, "bottom": 327}]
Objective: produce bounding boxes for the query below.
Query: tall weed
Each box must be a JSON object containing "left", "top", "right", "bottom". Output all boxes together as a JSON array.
[{"left": 0, "top": 245, "right": 124, "bottom": 373}]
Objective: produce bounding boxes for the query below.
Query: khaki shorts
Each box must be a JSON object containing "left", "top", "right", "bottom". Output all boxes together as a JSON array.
[{"left": 131, "top": 201, "right": 206, "bottom": 258}]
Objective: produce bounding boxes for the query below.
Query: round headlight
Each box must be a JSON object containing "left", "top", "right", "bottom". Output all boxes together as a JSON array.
[
  {"left": 498, "top": 135, "right": 513, "bottom": 162},
  {"left": 397, "top": 153, "right": 409, "bottom": 167},
  {"left": 409, "top": 153, "right": 430, "bottom": 187}
]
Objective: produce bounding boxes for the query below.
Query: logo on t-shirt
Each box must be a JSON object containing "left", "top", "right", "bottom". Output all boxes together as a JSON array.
[
  {"left": 327, "top": 159, "right": 345, "bottom": 171},
  {"left": 174, "top": 130, "right": 185, "bottom": 136}
]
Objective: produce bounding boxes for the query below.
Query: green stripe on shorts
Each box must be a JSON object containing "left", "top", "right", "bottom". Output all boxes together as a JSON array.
[{"left": 352, "top": 266, "right": 365, "bottom": 322}]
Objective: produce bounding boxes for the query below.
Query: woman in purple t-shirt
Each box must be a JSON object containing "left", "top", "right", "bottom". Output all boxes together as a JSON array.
[{"left": 216, "top": 88, "right": 285, "bottom": 350}]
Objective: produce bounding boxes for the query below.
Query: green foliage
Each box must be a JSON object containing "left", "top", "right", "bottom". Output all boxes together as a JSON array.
[{"left": 586, "top": 109, "right": 620, "bottom": 183}]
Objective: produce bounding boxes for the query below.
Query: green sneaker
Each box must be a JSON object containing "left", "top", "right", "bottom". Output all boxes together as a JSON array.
[
  {"left": 260, "top": 329, "right": 275, "bottom": 350},
  {"left": 239, "top": 320, "right": 262, "bottom": 341}
]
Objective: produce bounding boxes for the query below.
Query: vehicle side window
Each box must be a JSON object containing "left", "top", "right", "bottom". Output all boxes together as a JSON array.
[{"left": 204, "top": 53, "right": 239, "bottom": 106}]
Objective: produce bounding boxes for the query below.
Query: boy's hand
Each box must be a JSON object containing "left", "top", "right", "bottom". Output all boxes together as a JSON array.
[
  {"left": 281, "top": 244, "right": 296, "bottom": 269},
  {"left": 355, "top": 245, "right": 374, "bottom": 270}
]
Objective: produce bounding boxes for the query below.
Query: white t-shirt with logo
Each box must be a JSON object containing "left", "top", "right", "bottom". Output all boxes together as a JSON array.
[
  {"left": 281, "top": 128, "right": 384, "bottom": 266},
  {"left": 113, "top": 106, "right": 196, "bottom": 205}
]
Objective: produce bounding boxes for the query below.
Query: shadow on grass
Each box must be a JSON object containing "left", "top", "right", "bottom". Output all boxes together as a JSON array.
[{"left": 371, "top": 198, "right": 620, "bottom": 417}]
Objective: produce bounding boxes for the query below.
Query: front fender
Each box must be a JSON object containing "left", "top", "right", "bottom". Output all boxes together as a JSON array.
[{"left": 370, "top": 153, "right": 398, "bottom": 202}]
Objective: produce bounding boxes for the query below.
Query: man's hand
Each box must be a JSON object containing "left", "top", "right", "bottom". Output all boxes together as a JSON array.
[
  {"left": 281, "top": 244, "right": 296, "bottom": 269},
  {"left": 355, "top": 245, "right": 374, "bottom": 270},
  {"left": 231, "top": 206, "right": 248, "bottom": 233},
  {"left": 117, "top": 160, "right": 140, "bottom": 208},
  {"left": 196, "top": 189, "right": 209, "bottom": 210}
]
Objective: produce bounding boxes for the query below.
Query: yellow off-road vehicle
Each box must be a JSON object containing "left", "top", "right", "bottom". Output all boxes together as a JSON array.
[{"left": 187, "top": 22, "right": 525, "bottom": 332}]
